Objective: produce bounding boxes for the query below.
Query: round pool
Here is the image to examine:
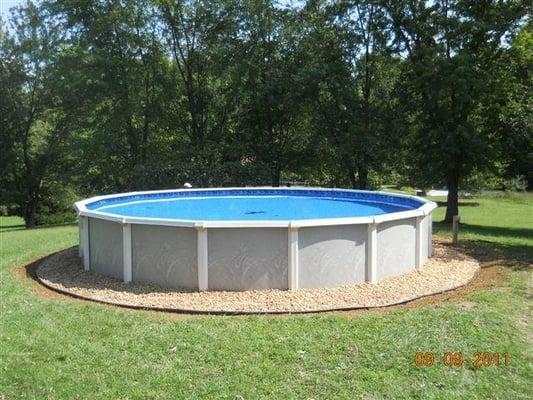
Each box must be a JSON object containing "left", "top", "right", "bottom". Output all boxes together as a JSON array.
[{"left": 74, "top": 188, "right": 437, "bottom": 291}]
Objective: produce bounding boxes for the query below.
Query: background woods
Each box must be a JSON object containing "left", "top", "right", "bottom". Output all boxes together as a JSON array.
[{"left": 0, "top": 0, "right": 530, "bottom": 226}]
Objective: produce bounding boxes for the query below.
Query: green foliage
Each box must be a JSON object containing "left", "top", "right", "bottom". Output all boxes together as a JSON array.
[
  {"left": 34, "top": 182, "right": 78, "bottom": 225},
  {"left": 496, "top": 24, "right": 533, "bottom": 189},
  {"left": 461, "top": 169, "right": 504, "bottom": 192},
  {"left": 0, "top": 0, "right": 530, "bottom": 226},
  {"left": 387, "top": 0, "right": 528, "bottom": 221},
  {"left": 0, "top": 2, "right": 73, "bottom": 227},
  {"left": 503, "top": 175, "right": 528, "bottom": 192}
]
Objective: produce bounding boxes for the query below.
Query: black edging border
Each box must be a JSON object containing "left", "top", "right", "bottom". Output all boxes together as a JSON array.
[{"left": 32, "top": 249, "right": 482, "bottom": 316}]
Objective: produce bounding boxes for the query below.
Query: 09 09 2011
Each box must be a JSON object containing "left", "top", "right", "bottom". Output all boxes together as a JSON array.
[{"left": 413, "top": 352, "right": 510, "bottom": 368}]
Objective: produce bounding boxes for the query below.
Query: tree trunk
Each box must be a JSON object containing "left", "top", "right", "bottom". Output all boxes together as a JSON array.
[
  {"left": 340, "top": 154, "right": 358, "bottom": 189},
  {"left": 271, "top": 159, "right": 280, "bottom": 187},
  {"left": 347, "top": 165, "right": 357, "bottom": 189},
  {"left": 358, "top": 166, "right": 369, "bottom": 189},
  {"left": 444, "top": 175, "right": 459, "bottom": 223},
  {"left": 265, "top": 95, "right": 278, "bottom": 187},
  {"left": 24, "top": 196, "right": 38, "bottom": 228}
]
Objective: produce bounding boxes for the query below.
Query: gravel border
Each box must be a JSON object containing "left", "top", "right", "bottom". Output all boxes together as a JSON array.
[{"left": 36, "top": 242, "right": 480, "bottom": 314}]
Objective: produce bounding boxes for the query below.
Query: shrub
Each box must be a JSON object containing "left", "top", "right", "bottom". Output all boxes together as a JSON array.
[{"left": 503, "top": 175, "right": 528, "bottom": 192}]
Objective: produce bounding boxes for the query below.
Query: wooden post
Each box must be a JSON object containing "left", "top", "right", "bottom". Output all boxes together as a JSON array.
[{"left": 452, "top": 215, "right": 460, "bottom": 245}]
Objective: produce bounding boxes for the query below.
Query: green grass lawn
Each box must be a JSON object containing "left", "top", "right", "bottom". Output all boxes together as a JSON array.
[
  {"left": 0, "top": 194, "right": 531, "bottom": 399},
  {"left": 430, "top": 193, "right": 533, "bottom": 264}
]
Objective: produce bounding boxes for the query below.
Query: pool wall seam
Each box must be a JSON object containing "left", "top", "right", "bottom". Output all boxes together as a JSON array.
[
  {"left": 123, "top": 224, "right": 132, "bottom": 282},
  {"left": 81, "top": 216, "right": 90, "bottom": 271},
  {"left": 197, "top": 227, "right": 208, "bottom": 291},
  {"left": 415, "top": 216, "right": 423, "bottom": 270},
  {"left": 367, "top": 223, "right": 378, "bottom": 283},
  {"left": 288, "top": 226, "right": 299, "bottom": 290}
]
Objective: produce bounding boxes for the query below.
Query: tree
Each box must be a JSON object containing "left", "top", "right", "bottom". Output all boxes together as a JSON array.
[
  {"left": 385, "top": 0, "right": 526, "bottom": 222},
  {"left": 302, "top": 0, "right": 401, "bottom": 188},
  {"left": 158, "top": 0, "right": 241, "bottom": 186},
  {"left": 1, "top": 0, "right": 530, "bottom": 225},
  {"left": 497, "top": 23, "right": 533, "bottom": 188},
  {"left": 229, "top": 0, "right": 314, "bottom": 186},
  {"left": 47, "top": 0, "right": 176, "bottom": 192},
  {"left": 0, "top": 2, "right": 73, "bottom": 226}
]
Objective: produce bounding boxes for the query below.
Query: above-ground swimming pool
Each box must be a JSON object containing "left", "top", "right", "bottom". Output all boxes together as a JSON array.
[{"left": 74, "top": 188, "right": 437, "bottom": 291}]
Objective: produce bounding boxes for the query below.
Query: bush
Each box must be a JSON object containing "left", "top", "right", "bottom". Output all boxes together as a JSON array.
[
  {"left": 503, "top": 175, "right": 528, "bottom": 192},
  {"left": 35, "top": 183, "right": 79, "bottom": 226},
  {"left": 462, "top": 170, "right": 504, "bottom": 193}
]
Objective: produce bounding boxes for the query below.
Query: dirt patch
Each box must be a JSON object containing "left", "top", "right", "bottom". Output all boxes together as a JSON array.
[
  {"left": 15, "top": 253, "right": 74, "bottom": 302},
  {"left": 31, "top": 242, "right": 482, "bottom": 314}
]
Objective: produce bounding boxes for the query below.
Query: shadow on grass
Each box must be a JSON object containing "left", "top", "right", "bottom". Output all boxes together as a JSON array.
[
  {"left": 435, "top": 201, "right": 480, "bottom": 208},
  {"left": 0, "top": 224, "right": 26, "bottom": 230},
  {"left": 1, "top": 221, "right": 77, "bottom": 233},
  {"left": 460, "top": 223, "right": 533, "bottom": 240},
  {"left": 434, "top": 222, "right": 533, "bottom": 240},
  {"left": 434, "top": 222, "right": 532, "bottom": 267},
  {"left": 456, "top": 240, "right": 532, "bottom": 268}
]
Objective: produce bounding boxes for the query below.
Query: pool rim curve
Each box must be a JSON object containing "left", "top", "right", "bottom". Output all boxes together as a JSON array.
[{"left": 74, "top": 187, "right": 437, "bottom": 229}]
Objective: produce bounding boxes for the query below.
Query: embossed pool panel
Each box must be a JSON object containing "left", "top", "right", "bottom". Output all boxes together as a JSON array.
[
  {"left": 298, "top": 225, "right": 367, "bottom": 288},
  {"left": 88, "top": 218, "right": 123, "bottom": 280},
  {"left": 207, "top": 228, "right": 288, "bottom": 291},
  {"left": 376, "top": 218, "right": 416, "bottom": 280},
  {"left": 131, "top": 225, "right": 197, "bottom": 289}
]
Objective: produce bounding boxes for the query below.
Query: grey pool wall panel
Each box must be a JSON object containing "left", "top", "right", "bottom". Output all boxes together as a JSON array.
[
  {"left": 88, "top": 218, "right": 123, "bottom": 280},
  {"left": 131, "top": 225, "right": 198, "bottom": 290},
  {"left": 375, "top": 217, "right": 416, "bottom": 280},
  {"left": 298, "top": 225, "right": 367, "bottom": 288},
  {"left": 207, "top": 228, "right": 289, "bottom": 291}
]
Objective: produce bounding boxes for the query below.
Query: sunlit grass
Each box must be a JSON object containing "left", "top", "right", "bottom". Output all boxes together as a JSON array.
[{"left": 0, "top": 193, "right": 531, "bottom": 399}]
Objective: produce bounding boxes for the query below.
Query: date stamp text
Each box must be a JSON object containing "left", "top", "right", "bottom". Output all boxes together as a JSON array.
[{"left": 413, "top": 352, "right": 510, "bottom": 368}]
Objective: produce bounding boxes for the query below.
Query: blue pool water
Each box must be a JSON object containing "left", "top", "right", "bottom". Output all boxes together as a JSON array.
[{"left": 94, "top": 195, "right": 413, "bottom": 221}]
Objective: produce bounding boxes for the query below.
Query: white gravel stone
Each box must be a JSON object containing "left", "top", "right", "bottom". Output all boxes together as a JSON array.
[{"left": 36, "top": 241, "right": 480, "bottom": 313}]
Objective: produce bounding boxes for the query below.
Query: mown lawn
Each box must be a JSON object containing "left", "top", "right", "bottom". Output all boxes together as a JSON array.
[{"left": 0, "top": 193, "right": 531, "bottom": 399}]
